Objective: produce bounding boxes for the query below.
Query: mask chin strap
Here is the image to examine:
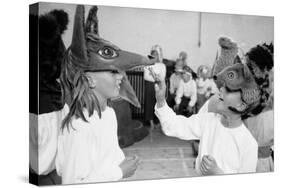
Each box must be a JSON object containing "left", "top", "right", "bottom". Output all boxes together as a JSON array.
[{"left": 227, "top": 98, "right": 249, "bottom": 116}]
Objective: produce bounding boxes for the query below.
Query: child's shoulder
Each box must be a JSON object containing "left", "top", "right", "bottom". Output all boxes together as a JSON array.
[
  {"left": 193, "top": 112, "right": 220, "bottom": 125},
  {"left": 105, "top": 106, "right": 116, "bottom": 115},
  {"left": 197, "top": 112, "right": 219, "bottom": 119},
  {"left": 239, "top": 124, "right": 258, "bottom": 148}
]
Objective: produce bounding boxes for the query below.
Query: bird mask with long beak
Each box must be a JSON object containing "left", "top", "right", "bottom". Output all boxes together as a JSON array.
[{"left": 60, "top": 5, "right": 155, "bottom": 129}]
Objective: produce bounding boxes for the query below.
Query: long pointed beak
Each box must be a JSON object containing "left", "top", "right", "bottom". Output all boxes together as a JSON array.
[
  {"left": 115, "top": 51, "right": 156, "bottom": 107},
  {"left": 115, "top": 50, "right": 156, "bottom": 71},
  {"left": 119, "top": 74, "right": 141, "bottom": 108}
]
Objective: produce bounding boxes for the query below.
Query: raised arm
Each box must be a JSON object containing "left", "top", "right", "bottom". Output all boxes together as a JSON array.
[{"left": 154, "top": 78, "right": 204, "bottom": 140}]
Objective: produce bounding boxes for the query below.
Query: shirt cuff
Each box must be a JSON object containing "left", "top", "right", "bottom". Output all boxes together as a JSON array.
[{"left": 154, "top": 101, "right": 171, "bottom": 119}]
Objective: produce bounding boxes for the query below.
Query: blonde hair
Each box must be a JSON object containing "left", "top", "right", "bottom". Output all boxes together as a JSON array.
[{"left": 60, "top": 49, "right": 101, "bottom": 131}]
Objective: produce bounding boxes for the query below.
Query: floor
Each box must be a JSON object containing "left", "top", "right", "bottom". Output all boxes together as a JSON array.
[{"left": 122, "top": 127, "right": 199, "bottom": 181}]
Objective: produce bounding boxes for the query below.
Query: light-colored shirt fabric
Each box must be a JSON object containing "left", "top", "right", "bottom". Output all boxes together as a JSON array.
[
  {"left": 199, "top": 99, "right": 274, "bottom": 172},
  {"left": 155, "top": 102, "right": 258, "bottom": 175},
  {"left": 200, "top": 100, "right": 274, "bottom": 148},
  {"left": 244, "top": 110, "right": 274, "bottom": 148},
  {"left": 175, "top": 79, "right": 197, "bottom": 107},
  {"left": 169, "top": 73, "right": 182, "bottom": 94},
  {"left": 29, "top": 108, "right": 66, "bottom": 175},
  {"left": 244, "top": 110, "right": 274, "bottom": 172},
  {"left": 56, "top": 105, "right": 125, "bottom": 184},
  {"left": 143, "top": 62, "right": 166, "bottom": 82},
  {"left": 196, "top": 78, "right": 219, "bottom": 95},
  {"left": 198, "top": 98, "right": 210, "bottom": 114}
]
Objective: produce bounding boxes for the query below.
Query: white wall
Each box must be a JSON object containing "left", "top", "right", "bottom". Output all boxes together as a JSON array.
[{"left": 39, "top": 2, "right": 273, "bottom": 71}]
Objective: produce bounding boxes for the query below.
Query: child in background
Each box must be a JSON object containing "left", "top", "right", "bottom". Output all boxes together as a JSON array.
[
  {"left": 167, "top": 59, "right": 184, "bottom": 108},
  {"left": 179, "top": 51, "right": 197, "bottom": 79},
  {"left": 143, "top": 45, "right": 166, "bottom": 128},
  {"left": 174, "top": 65, "right": 197, "bottom": 117},
  {"left": 196, "top": 65, "right": 218, "bottom": 111}
]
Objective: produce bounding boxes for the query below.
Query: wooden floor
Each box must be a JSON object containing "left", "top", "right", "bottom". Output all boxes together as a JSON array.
[{"left": 122, "top": 127, "right": 199, "bottom": 181}]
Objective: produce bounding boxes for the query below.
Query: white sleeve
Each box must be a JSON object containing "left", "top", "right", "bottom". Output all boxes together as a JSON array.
[
  {"left": 155, "top": 102, "right": 205, "bottom": 140},
  {"left": 56, "top": 127, "right": 123, "bottom": 184},
  {"left": 198, "top": 99, "right": 210, "bottom": 114},
  {"left": 30, "top": 104, "right": 69, "bottom": 175},
  {"left": 175, "top": 81, "right": 184, "bottom": 105},
  {"left": 238, "top": 140, "right": 258, "bottom": 173},
  {"left": 188, "top": 81, "right": 197, "bottom": 107}
]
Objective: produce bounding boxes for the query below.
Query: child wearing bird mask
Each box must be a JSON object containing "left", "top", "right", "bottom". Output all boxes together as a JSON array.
[
  {"left": 153, "top": 43, "right": 273, "bottom": 175},
  {"left": 55, "top": 5, "right": 155, "bottom": 184}
]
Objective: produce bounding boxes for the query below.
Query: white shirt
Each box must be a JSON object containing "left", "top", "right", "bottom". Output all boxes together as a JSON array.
[
  {"left": 199, "top": 100, "right": 274, "bottom": 148},
  {"left": 143, "top": 62, "right": 166, "bottom": 82},
  {"left": 155, "top": 103, "right": 258, "bottom": 175},
  {"left": 169, "top": 73, "right": 182, "bottom": 94},
  {"left": 29, "top": 108, "right": 66, "bottom": 175},
  {"left": 175, "top": 79, "right": 197, "bottom": 107},
  {"left": 56, "top": 105, "right": 125, "bottom": 184},
  {"left": 196, "top": 78, "right": 219, "bottom": 95}
]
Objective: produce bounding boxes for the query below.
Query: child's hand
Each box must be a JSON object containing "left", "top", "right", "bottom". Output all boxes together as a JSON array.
[
  {"left": 200, "top": 155, "right": 222, "bottom": 175},
  {"left": 119, "top": 155, "right": 140, "bottom": 178}
]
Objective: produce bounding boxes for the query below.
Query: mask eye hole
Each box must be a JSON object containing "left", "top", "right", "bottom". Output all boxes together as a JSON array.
[
  {"left": 98, "top": 47, "right": 118, "bottom": 59},
  {"left": 227, "top": 71, "right": 236, "bottom": 80}
]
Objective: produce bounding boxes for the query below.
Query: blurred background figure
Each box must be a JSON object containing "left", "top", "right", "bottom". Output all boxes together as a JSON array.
[
  {"left": 167, "top": 58, "right": 184, "bottom": 108},
  {"left": 144, "top": 45, "right": 166, "bottom": 129},
  {"left": 196, "top": 65, "right": 218, "bottom": 112},
  {"left": 179, "top": 51, "right": 188, "bottom": 66},
  {"left": 179, "top": 51, "right": 197, "bottom": 79},
  {"left": 174, "top": 65, "right": 197, "bottom": 117}
]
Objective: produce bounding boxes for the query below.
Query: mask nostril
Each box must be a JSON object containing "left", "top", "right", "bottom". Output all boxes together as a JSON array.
[{"left": 213, "top": 75, "right": 217, "bottom": 80}]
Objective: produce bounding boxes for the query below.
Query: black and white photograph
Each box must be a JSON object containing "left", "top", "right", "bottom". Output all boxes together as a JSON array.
[{"left": 28, "top": 1, "right": 274, "bottom": 186}]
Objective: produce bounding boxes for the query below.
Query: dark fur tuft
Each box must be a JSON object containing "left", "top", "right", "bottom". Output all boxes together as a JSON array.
[
  {"left": 246, "top": 43, "right": 273, "bottom": 71},
  {"left": 39, "top": 10, "right": 69, "bottom": 85},
  {"left": 50, "top": 10, "right": 69, "bottom": 34},
  {"left": 39, "top": 10, "right": 68, "bottom": 44}
]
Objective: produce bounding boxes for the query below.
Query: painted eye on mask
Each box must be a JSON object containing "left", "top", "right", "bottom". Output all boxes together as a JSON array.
[
  {"left": 98, "top": 47, "right": 118, "bottom": 59},
  {"left": 227, "top": 71, "right": 236, "bottom": 80}
]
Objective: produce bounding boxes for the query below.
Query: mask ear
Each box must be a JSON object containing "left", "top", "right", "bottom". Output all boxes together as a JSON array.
[
  {"left": 70, "top": 5, "right": 88, "bottom": 62},
  {"left": 85, "top": 6, "right": 99, "bottom": 36}
]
